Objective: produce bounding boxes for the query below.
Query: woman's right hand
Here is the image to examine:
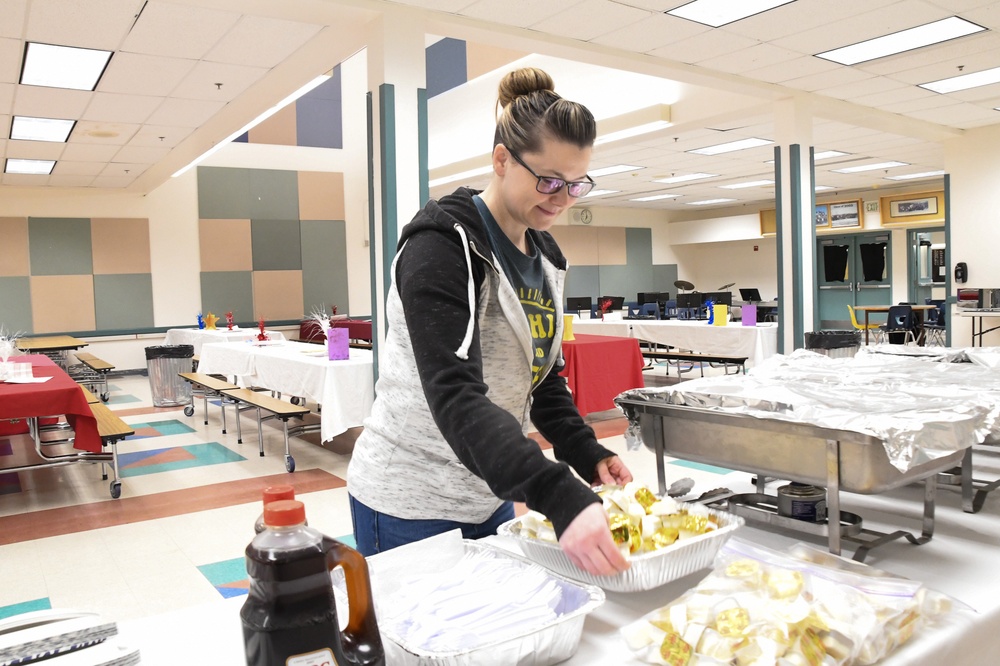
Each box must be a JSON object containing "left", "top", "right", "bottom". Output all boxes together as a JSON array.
[{"left": 557, "top": 503, "right": 630, "bottom": 576}]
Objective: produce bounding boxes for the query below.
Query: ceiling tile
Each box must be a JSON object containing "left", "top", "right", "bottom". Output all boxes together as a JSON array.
[
  {"left": 852, "top": 84, "right": 936, "bottom": 107},
  {"left": 381, "top": 0, "right": 479, "bottom": 11},
  {"left": 5, "top": 138, "right": 63, "bottom": 159},
  {"left": 12, "top": 85, "right": 91, "bottom": 117},
  {"left": 649, "top": 28, "right": 759, "bottom": 64},
  {"left": 53, "top": 160, "right": 104, "bottom": 175},
  {"left": 98, "top": 52, "right": 197, "bottom": 96},
  {"left": 531, "top": 1, "right": 649, "bottom": 42},
  {"left": 880, "top": 94, "right": 959, "bottom": 113},
  {"left": 721, "top": 0, "right": 900, "bottom": 42},
  {"left": 781, "top": 65, "right": 874, "bottom": 92},
  {"left": 0, "top": 0, "right": 27, "bottom": 39},
  {"left": 741, "top": 55, "right": 841, "bottom": 84},
  {"left": 121, "top": 2, "right": 241, "bottom": 59},
  {"left": 112, "top": 145, "right": 169, "bottom": 164},
  {"left": 460, "top": 0, "right": 580, "bottom": 28},
  {"left": 0, "top": 82, "right": 13, "bottom": 110},
  {"left": 100, "top": 161, "right": 149, "bottom": 176},
  {"left": 72, "top": 120, "right": 140, "bottom": 145},
  {"left": 81, "top": 92, "right": 163, "bottom": 124},
  {"left": 886, "top": 47, "right": 1000, "bottom": 85},
  {"left": 128, "top": 124, "right": 192, "bottom": 148},
  {"left": 697, "top": 43, "right": 804, "bottom": 75},
  {"left": 3, "top": 173, "right": 49, "bottom": 186},
  {"left": 591, "top": 13, "right": 711, "bottom": 52},
  {"left": 0, "top": 37, "right": 21, "bottom": 84},
  {"left": 60, "top": 143, "right": 119, "bottom": 161},
  {"left": 204, "top": 15, "right": 323, "bottom": 68},
  {"left": 90, "top": 174, "right": 137, "bottom": 188},
  {"left": 908, "top": 100, "right": 1000, "bottom": 125},
  {"left": 0, "top": 114, "right": 8, "bottom": 136},
  {"left": 24, "top": 0, "right": 145, "bottom": 50},
  {"left": 612, "top": 0, "right": 686, "bottom": 10},
  {"left": 856, "top": 32, "right": 1000, "bottom": 76},
  {"left": 146, "top": 98, "right": 225, "bottom": 127},
  {"left": 47, "top": 174, "right": 95, "bottom": 187},
  {"left": 814, "top": 75, "right": 909, "bottom": 101},
  {"left": 171, "top": 61, "right": 268, "bottom": 102}
]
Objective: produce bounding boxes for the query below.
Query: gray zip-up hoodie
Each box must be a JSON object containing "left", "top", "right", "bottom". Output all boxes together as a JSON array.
[{"left": 346, "top": 187, "right": 615, "bottom": 538}]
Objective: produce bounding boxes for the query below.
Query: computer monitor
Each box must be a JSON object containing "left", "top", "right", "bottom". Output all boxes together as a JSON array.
[
  {"left": 566, "top": 296, "right": 592, "bottom": 312},
  {"left": 599, "top": 296, "right": 625, "bottom": 311},
  {"left": 739, "top": 288, "right": 762, "bottom": 302}
]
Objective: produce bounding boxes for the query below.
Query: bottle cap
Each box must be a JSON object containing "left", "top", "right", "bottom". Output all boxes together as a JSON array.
[
  {"left": 262, "top": 484, "right": 295, "bottom": 506},
  {"left": 263, "top": 499, "right": 306, "bottom": 527}
]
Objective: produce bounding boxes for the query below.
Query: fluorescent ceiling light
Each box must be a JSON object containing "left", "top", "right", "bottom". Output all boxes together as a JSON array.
[
  {"left": 885, "top": 170, "right": 945, "bottom": 181},
  {"left": 719, "top": 179, "right": 774, "bottom": 189},
  {"left": 588, "top": 164, "right": 643, "bottom": 177},
  {"left": 831, "top": 161, "right": 907, "bottom": 173},
  {"left": 921, "top": 65, "right": 1000, "bottom": 94},
  {"left": 173, "top": 74, "right": 331, "bottom": 178},
  {"left": 428, "top": 165, "right": 492, "bottom": 188},
  {"left": 594, "top": 105, "right": 671, "bottom": 146},
  {"left": 5, "top": 158, "right": 56, "bottom": 175},
  {"left": 11, "top": 116, "right": 75, "bottom": 142},
  {"left": 654, "top": 172, "right": 717, "bottom": 184},
  {"left": 584, "top": 189, "right": 619, "bottom": 198},
  {"left": 667, "top": 0, "right": 795, "bottom": 27},
  {"left": 689, "top": 137, "right": 772, "bottom": 155},
  {"left": 814, "top": 185, "right": 834, "bottom": 192},
  {"left": 20, "top": 42, "right": 112, "bottom": 91},
  {"left": 686, "top": 198, "right": 737, "bottom": 205},
  {"left": 631, "top": 193, "right": 681, "bottom": 202},
  {"left": 817, "top": 17, "right": 985, "bottom": 66},
  {"left": 814, "top": 150, "right": 849, "bottom": 160}
]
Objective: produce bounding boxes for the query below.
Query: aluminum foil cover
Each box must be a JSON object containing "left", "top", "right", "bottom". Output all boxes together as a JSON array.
[
  {"left": 618, "top": 348, "right": 1000, "bottom": 473},
  {"left": 334, "top": 530, "right": 604, "bottom": 666}
]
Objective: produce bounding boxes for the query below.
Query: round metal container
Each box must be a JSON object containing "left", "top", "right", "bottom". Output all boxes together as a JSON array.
[{"left": 776, "top": 483, "right": 828, "bottom": 523}]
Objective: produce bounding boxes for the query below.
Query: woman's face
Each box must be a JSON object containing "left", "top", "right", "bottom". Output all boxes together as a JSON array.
[{"left": 496, "top": 137, "right": 592, "bottom": 235}]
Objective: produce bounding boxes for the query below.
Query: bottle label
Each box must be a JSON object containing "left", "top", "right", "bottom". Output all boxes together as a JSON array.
[{"left": 286, "top": 648, "right": 336, "bottom": 666}]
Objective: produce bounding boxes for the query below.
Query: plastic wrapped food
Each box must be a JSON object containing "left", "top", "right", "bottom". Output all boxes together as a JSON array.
[{"left": 621, "top": 538, "right": 956, "bottom": 665}]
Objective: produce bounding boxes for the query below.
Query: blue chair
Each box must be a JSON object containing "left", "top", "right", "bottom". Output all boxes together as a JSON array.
[
  {"left": 626, "top": 302, "right": 642, "bottom": 318},
  {"left": 639, "top": 302, "right": 661, "bottom": 319},
  {"left": 924, "top": 300, "right": 947, "bottom": 346},
  {"left": 662, "top": 300, "right": 678, "bottom": 319},
  {"left": 877, "top": 304, "right": 917, "bottom": 345}
]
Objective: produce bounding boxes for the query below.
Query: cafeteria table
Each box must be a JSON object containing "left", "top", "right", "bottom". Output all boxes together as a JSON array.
[
  {"left": 195, "top": 340, "right": 374, "bottom": 443},
  {"left": 956, "top": 308, "right": 1000, "bottom": 347},
  {"left": 0, "top": 355, "right": 123, "bottom": 497},
  {"left": 559, "top": 334, "right": 645, "bottom": 416},
  {"left": 163, "top": 328, "right": 287, "bottom": 355},
  {"left": 15, "top": 335, "right": 88, "bottom": 369}
]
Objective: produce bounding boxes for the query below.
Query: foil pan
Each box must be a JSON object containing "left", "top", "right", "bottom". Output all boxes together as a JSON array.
[
  {"left": 335, "top": 537, "right": 604, "bottom": 666},
  {"left": 496, "top": 505, "right": 744, "bottom": 593}
]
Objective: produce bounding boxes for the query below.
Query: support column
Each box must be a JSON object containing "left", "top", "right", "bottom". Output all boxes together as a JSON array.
[
  {"left": 366, "top": 11, "right": 428, "bottom": 376},
  {"left": 773, "top": 99, "right": 815, "bottom": 353}
]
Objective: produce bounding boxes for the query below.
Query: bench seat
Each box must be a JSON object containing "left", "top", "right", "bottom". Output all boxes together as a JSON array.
[
  {"left": 89, "top": 401, "right": 133, "bottom": 499},
  {"left": 179, "top": 372, "right": 241, "bottom": 433},
  {"left": 640, "top": 348, "right": 747, "bottom": 378},
  {"left": 72, "top": 352, "right": 115, "bottom": 402},
  {"left": 220, "top": 388, "right": 310, "bottom": 472}
]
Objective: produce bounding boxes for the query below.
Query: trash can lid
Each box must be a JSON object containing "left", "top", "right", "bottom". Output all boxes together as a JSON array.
[
  {"left": 145, "top": 345, "right": 195, "bottom": 359},
  {"left": 804, "top": 330, "right": 861, "bottom": 350}
]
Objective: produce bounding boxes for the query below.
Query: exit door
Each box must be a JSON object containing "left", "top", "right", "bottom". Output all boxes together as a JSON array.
[{"left": 816, "top": 232, "right": 892, "bottom": 329}]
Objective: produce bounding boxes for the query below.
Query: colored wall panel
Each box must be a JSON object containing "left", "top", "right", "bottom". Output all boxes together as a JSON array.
[
  {"left": 198, "top": 167, "right": 252, "bottom": 220},
  {"left": 653, "top": 264, "right": 680, "bottom": 297},
  {"left": 91, "top": 218, "right": 151, "bottom": 274},
  {"left": 200, "top": 271, "right": 254, "bottom": 324},
  {"left": 426, "top": 38, "right": 467, "bottom": 98},
  {"left": 564, "top": 265, "right": 600, "bottom": 306},
  {"left": 596, "top": 227, "right": 627, "bottom": 265},
  {"left": 301, "top": 220, "right": 348, "bottom": 316},
  {"left": 549, "top": 226, "right": 599, "bottom": 265},
  {"left": 298, "top": 172, "right": 344, "bottom": 220},
  {"left": 28, "top": 218, "right": 93, "bottom": 276},
  {"left": 248, "top": 170, "right": 299, "bottom": 219},
  {"left": 30, "top": 275, "right": 95, "bottom": 333},
  {"left": 251, "top": 219, "right": 301, "bottom": 271},
  {"left": 252, "top": 270, "right": 304, "bottom": 321},
  {"left": 0, "top": 277, "right": 32, "bottom": 334},
  {"left": 0, "top": 217, "right": 29, "bottom": 277},
  {"left": 199, "top": 219, "right": 252, "bottom": 272},
  {"left": 94, "top": 274, "right": 154, "bottom": 330},
  {"left": 248, "top": 103, "right": 297, "bottom": 146},
  {"left": 296, "top": 96, "right": 342, "bottom": 149},
  {"left": 466, "top": 43, "right": 526, "bottom": 81}
]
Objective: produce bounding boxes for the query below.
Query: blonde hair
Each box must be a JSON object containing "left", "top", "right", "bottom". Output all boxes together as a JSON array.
[{"left": 494, "top": 67, "right": 596, "bottom": 153}]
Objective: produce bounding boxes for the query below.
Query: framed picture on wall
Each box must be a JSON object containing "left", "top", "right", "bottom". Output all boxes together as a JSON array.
[
  {"left": 828, "top": 199, "right": 862, "bottom": 229},
  {"left": 880, "top": 191, "right": 944, "bottom": 225},
  {"left": 814, "top": 204, "right": 829, "bottom": 228},
  {"left": 759, "top": 208, "right": 776, "bottom": 236}
]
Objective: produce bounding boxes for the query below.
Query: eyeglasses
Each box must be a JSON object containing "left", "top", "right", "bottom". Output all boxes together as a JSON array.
[{"left": 507, "top": 148, "right": 595, "bottom": 198}]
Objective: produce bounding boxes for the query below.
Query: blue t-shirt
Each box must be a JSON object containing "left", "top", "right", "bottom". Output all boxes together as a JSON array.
[{"left": 474, "top": 195, "right": 555, "bottom": 386}]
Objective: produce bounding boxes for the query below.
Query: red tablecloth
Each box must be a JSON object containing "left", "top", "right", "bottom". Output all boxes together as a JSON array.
[
  {"left": 559, "top": 334, "right": 645, "bottom": 416},
  {"left": 299, "top": 319, "right": 373, "bottom": 342},
  {"left": 0, "top": 355, "right": 101, "bottom": 453}
]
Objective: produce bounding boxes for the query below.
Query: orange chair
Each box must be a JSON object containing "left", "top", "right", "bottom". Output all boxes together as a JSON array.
[{"left": 848, "top": 305, "right": 880, "bottom": 344}]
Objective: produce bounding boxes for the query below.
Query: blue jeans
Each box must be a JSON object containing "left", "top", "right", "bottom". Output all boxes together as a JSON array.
[{"left": 349, "top": 495, "right": 515, "bottom": 556}]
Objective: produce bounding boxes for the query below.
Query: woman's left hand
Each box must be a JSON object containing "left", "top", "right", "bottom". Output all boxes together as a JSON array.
[{"left": 593, "top": 455, "right": 632, "bottom": 486}]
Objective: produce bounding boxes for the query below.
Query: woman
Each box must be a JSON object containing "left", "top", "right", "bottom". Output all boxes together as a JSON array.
[{"left": 347, "top": 67, "right": 633, "bottom": 576}]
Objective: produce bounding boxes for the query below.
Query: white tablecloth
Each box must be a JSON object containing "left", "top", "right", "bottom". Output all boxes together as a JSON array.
[
  {"left": 573, "top": 318, "right": 779, "bottom": 367},
  {"left": 195, "top": 340, "right": 373, "bottom": 442},
  {"left": 163, "top": 328, "right": 286, "bottom": 355}
]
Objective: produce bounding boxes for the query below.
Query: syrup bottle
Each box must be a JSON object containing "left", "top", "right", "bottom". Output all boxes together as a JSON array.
[
  {"left": 241, "top": 500, "right": 384, "bottom": 666},
  {"left": 253, "top": 485, "right": 296, "bottom": 534}
]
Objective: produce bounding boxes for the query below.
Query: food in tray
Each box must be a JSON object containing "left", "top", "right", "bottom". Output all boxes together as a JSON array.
[
  {"left": 518, "top": 482, "right": 719, "bottom": 557},
  {"left": 620, "top": 539, "right": 953, "bottom": 666}
]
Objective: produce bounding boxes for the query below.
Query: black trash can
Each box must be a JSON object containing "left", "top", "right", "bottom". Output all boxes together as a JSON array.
[
  {"left": 145, "top": 345, "right": 194, "bottom": 407},
  {"left": 804, "top": 330, "right": 861, "bottom": 359}
]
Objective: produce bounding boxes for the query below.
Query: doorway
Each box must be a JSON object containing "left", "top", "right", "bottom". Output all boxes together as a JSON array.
[
  {"left": 908, "top": 228, "right": 946, "bottom": 305},
  {"left": 816, "top": 232, "right": 892, "bottom": 329}
]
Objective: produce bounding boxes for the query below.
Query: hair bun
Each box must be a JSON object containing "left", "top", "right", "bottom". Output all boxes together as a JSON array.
[{"left": 497, "top": 67, "right": 556, "bottom": 108}]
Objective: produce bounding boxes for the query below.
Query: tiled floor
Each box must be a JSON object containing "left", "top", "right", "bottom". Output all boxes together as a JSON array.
[{"left": 0, "top": 363, "right": 741, "bottom": 624}]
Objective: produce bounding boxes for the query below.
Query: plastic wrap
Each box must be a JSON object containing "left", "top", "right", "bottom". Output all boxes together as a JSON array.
[
  {"left": 620, "top": 537, "right": 959, "bottom": 665},
  {"left": 617, "top": 348, "right": 1000, "bottom": 472}
]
